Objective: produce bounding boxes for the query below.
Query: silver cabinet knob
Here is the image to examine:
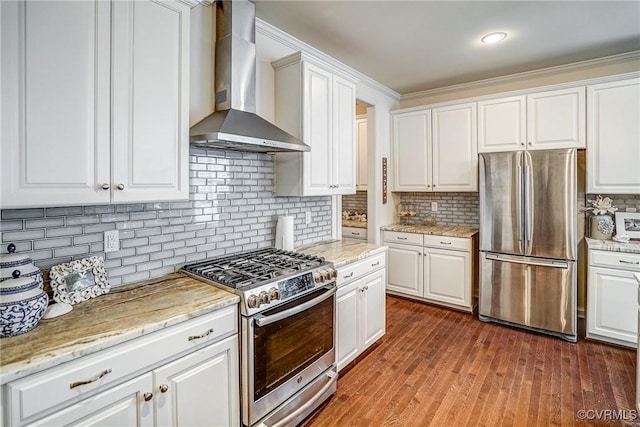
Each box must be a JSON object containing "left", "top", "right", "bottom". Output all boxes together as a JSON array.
[
  {"left": 159, "top": 384, "right": 169, "bottom": 393},
  {"left": 521, "top": 142, "right": 525, "bottom": 146},
  {"left": 116, "top": 184, "right": 125, "bottom": 190},
  {"left": 101, "top": 184, "right": 110, "bottom": 190},
  {"left": 143, "top": 392, "right": 153, "bottom": 402}
]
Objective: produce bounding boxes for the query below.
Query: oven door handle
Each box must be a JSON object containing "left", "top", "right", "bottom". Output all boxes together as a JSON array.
[{"left": 254, "top": 286, "right": 336, "bottom": 327}]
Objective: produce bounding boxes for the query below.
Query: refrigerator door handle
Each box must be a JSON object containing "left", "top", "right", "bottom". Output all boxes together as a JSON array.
[
  {"left": 485, "top": 253, "right": 569, "bottom": 269},
  {"left": 516, "top": 164, "right": 523, "bottom": 248},
  {"left": 524, "top": 153, "right": 534, "bottom": 249}
]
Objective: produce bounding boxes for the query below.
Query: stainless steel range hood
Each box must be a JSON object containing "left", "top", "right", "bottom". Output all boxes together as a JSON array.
[{"left": 190, "top": 0, "right": 310, "bottom": 153}]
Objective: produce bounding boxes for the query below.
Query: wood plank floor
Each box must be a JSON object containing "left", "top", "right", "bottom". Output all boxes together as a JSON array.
[{"left": 303, "top": 296, "right": 637, "bottom": 427}]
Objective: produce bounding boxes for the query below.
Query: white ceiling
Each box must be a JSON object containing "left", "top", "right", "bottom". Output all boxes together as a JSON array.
[{"left": 254, "top": 1, "right": 640, "bottom": 95}]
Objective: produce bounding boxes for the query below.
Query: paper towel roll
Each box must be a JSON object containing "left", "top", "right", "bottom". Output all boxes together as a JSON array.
[{"left": 275, "top": 216, "right": 294, "bottom": 250}]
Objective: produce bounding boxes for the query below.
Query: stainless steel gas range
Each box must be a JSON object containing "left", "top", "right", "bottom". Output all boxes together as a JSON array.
[{"left": 182, "top": 248, "right": 338, "bottom": 427}]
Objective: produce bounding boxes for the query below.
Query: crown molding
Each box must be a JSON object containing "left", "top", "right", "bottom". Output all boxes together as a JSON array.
[
  {"left": 401, "top": 50, "right": 640, "bottom": 102},
  {"left": 256, "top": 18, "right": 400, "bottom": 102}
]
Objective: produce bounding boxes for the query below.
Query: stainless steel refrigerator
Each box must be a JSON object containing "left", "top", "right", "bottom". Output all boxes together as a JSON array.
[{"left": 478, "top": 148, "right": 582, "bottom": 342}]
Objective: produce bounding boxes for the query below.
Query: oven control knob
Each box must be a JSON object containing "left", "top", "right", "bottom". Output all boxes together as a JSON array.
[
  {"left": 331, "top": 269, "right": 337, "bottom": 279},
  {"left": 247, "top": 294, "right": 259, "bottom": 308},
  {"left": 259, "top": 291, "right": 271, "bottom": 305},
  {"left": 314, "top": 273, "right": 324, "bottom": 283},
  {"left": 323, "top": 271, "right": 332, "bottom": 281},
  {"left": 269, "top": 287, "right": 280, "bottom": 301}
]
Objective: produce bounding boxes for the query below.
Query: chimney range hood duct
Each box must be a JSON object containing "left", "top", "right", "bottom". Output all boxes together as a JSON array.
[{"left": 189, "top": 0, "right": 310, "bottom": 153}]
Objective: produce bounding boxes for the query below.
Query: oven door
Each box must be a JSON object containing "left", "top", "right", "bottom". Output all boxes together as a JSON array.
[{"left": 242, "top": 284, "right": 336, "bottom": 426}]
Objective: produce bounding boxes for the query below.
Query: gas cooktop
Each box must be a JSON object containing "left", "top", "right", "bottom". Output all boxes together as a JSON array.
[{"left": 181, "top": 248, "right": 337, "bottom": 316}]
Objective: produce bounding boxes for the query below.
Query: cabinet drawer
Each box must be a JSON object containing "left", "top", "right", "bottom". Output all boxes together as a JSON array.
[
  {"left": 423, "top": 235, "right": 471, "bottom": 252},
  {"left": 343, "top": 227, "right": 367, "bottom": 240},
  {"left": 336, "top": 252, "right": 386, "bottom": 287},
  {"left": 383, "top": 231, "right": 422, "bottom": 246},
  {"left": 7, "top": 306, "right": 237, "bottom": 424},
  {"left": 590, "top": 250, "right": 640, "bottom": 271}
]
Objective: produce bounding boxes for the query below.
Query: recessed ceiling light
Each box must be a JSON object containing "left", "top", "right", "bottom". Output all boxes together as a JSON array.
[{"left": 481, "top": 32, "right": 507, "bottom": 44}]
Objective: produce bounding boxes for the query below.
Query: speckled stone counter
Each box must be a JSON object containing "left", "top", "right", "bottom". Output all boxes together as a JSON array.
[
  {"left": 585, "top": 237, "right": 640, "bottom": 254},
  {"left": 380, "top": 223, "right": 479, "bottom": 238},
  {"left": 0, "top": 273, "right": 238, "bottom": 384},
  {"left": 342, "top": 219, "right": 367, "bottom": 229},
  {"left": 296, "top": 239, "right": 386, "bottom": 268}
]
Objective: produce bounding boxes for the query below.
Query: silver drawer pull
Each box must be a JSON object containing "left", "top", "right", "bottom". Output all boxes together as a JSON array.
[
  {"left": 619, "top": 260, "right": 639, "bottom": 265},
  {"left": 440, "top": 241, "right": 452, "bottom": 245},
  {"left": 397, "top": 237, "right": 407, "bottom": 240},
  {"left": 351, "top": 232, "right": 359, "bottom": 235},
  {"left": 188, "top": 328, "right": 214, "bottom": 341},
  {"left": 70, "top": 369, "right": 112, "bottom": 389},
  {"left": 371, "top": 261, "right": 380, "bottom": 267},
  {"left": 343, "top": 272, "right": 354, "bottom": 279}
]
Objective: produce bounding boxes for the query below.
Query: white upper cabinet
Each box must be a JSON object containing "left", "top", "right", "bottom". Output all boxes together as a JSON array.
[
  {"left": 432, "top": 102, "right": 478, "bottom": 191},
  {"left": 477, "top": 96, "right": 526, "bottom": 152},
  {"left": 526, "top": 87, "right": 585, "bottom": 150},
  {"left": 1, "top": 0, "right": 190, "bottom": 208},
  {"left": 273, "top": 52, "right": 357, "bottom": 196},
  {"left": 391, "top": 102, "right": 477, "bottom": 192},
  {"left": 356, "top": 116, "right": 368, "bottom": 191},
  {"left": 586, "top": 78, "right": 640, "bottom": 194},
  {"left": 478, "top": 87, "right": 585, "bottom": 152},
  {"left": 111, "top": 0, "right": 190, "bottom": 203},
  {"left": 1, "top": 1, "right": 112, "bottom": 207},
  {"left": 391, "top": 109, "right": 432, "bottom": 191}
]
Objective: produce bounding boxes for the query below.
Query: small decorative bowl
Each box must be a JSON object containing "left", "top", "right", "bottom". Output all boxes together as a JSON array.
[{"left": 0, "top": 271, "right": 49, "bottom": 338}]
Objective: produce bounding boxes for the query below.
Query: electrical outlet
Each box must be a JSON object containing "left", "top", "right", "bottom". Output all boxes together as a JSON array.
[
  {"left": 305, "top": 211, "right": 312, "bottom": 224},
  {"left": 431, "top": 202, "right": 438, "bottom": 212},
  {"left": 104, "top": 230, "right": 120, "bottom": 253}
]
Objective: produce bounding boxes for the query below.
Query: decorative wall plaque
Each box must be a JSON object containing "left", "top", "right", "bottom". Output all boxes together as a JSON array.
[{"left": 382, "top": 157, "right": 388, "bottom": 204}]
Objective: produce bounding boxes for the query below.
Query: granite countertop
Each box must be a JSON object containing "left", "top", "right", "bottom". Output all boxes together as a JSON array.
[
  {"left": 296, "top": 239, "right": 386, "bottom": 268},
  {"left": 342, "top": 219, "right": 368, "bottom": 229},
  {"left": 585, "top": 237, "right": 640, "bottom": 254},
  {"left": 0, "top": 273, "right": 239, "bottom": 385},
  {"left": 381, "top": 223, "right": 479, "bottom": 238}
]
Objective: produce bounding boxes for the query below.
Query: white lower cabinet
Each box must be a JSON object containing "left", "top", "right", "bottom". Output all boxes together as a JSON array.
[
  {"left": 335, "top": 253, "right": 386, "bottom": 371},
  {"left": 387, "top": 243, "right": 423, "bottom": 297},
  {"left": 27, "top": 374, "right": 155, "bottom": 427},
  {"left": 423, "top": 247, "right": 470, "bottom": 308},
  {"left": 154, "top": 336, "right": 239, "bottom": 427},
  {"left": 587, "top": 249, "right": 639, "bottom": 348},
  {"left": 4, "top": 306, "right": 240, "bottom": 427},
  {"left": 384, "top": 231, "right": 477, "bottom": 312}
]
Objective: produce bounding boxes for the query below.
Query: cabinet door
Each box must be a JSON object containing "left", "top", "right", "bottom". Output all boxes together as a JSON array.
[
  {"left": 527, "top": 87, "right": 585, "bottom": 150},
  {"left": 478, "top": 96, "right": 526, "bottom": 153},
  {"left": 361, "top": 269, "right": 386, "bottom": 350},
  {"left": 333, "top": 75, "right": 356, "bottom": 194},
  {"left": 301, "top": 62, "right": 333, "bottom": 195},
  {"left": 29, "top": 374, "right": 154, "bottom": 427},
  {"left": 386, "top": 244, "right": 423, "bottom": 297},
  {"left": 391, "top": 110, "right": 432, "bottom": 191},
  {"left": 356, "top": 118, "right": 368, "bottom": 190},
  {"left": 0, "top": 0, "right": 111, "bottom": 208},
  {"left": 587, "top": 266, "right": 638, "bottom": 346},
  {"left": 586, "top": 78, "right": 640, "bottom": 194},
  {"left": 111, "top": 0, "right": 190, "bottom": 203},
  {"left": 432, "top": 102, "right": 478, "bottom": 191},
  {"left": 424, "top": 248, "right": 470, "bottom": 309},
  {"left": 154, "top": 335, "right": 240, "bottom": 427},
  {"left": 336, "top": 281, "right": 360, "bottom": 371}
]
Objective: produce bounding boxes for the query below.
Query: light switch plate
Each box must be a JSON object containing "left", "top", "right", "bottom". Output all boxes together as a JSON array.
[
  {"left": 104, "top": 230, "right": 120, "bottom": 253},
  {"left": 431, "top": 202, "right": 438, "bottom": 212},
  {"left": 305, "top": 211, "right": 312, "bottom": 224}
]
